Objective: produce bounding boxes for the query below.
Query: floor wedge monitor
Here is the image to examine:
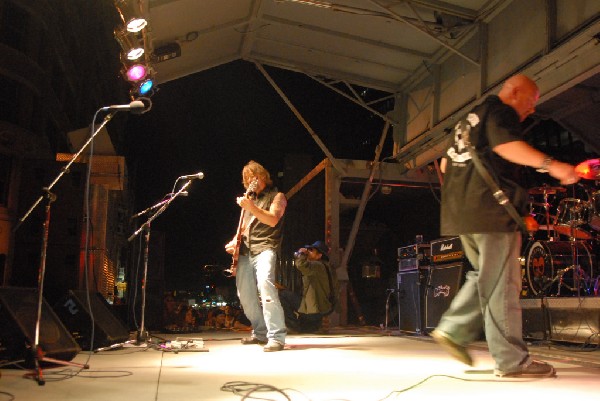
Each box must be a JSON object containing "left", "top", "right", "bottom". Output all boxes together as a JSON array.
[
  {"left": 54, "top": 290, "right": 130, "bottom": 350},
  {"left": 0, "top": 287, "right": 80, "bottom": 366}
]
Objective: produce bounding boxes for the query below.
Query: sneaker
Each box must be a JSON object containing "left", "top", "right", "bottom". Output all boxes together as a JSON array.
[
  {"left": 240, "top": 337, "right": 267, "bottom": 345},
  {"left": 495, "top": 360, "right": 556, "bottom": 378},
  {"left": 430, "top": 329, "right": 473, "bottom": 366},
  {"left": 263, "top": 340, "right": 284, "bottom": 352}
]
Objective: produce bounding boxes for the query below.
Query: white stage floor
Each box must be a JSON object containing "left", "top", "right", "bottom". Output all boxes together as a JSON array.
[{"left": 1, "top": 327, "right": 599, "bottom": 401}]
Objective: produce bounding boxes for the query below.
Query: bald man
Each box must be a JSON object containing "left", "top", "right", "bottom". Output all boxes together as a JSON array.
[{"left": 431, "top": 74, "right": 579, "bottom": 378}]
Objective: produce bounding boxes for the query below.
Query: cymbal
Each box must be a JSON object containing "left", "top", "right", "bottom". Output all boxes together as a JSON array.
[
  {"left": 528, "top": 186, "right": 566, "bottom": 195},
  {"left": 575, "top": 159, "right": 600, "bottom": 180}
]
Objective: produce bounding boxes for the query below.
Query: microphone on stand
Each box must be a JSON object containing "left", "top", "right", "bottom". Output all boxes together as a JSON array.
[
  {"left": 179, "top": 172, "right": 205, "bottom": 180},
  {"left": 101, "top": 100, "right": 146, "bottom": 114}
]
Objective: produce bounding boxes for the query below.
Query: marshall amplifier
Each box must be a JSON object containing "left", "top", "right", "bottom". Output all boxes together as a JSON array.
[
  {"left": 398, "top": 243, "right": 430, "bottom": 272},
  {"left": 430, "top": 237, "right": 464, "bottom": 265}
]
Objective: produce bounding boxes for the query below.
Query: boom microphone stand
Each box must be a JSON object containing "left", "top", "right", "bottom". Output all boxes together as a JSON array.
[
  {"left": 126, "top": 178, "right": 194, "bottom": 346},
  {"left": 13, "top": 111, "right": 118, "bottom": 385}
]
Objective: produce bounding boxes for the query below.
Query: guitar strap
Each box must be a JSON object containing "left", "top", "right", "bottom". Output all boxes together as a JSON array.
[{"left": 467, "top": 144, "right": 529, "bottom": 233}]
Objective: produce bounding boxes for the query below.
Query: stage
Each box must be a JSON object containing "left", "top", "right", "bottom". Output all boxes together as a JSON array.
[{"left": 1, "top": 327, "right": 599, "bottom": 401}]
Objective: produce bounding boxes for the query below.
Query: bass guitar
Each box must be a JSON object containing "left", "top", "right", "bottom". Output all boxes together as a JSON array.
[{"left": 227, "top": 178, "right": 258, "bottom": 277}]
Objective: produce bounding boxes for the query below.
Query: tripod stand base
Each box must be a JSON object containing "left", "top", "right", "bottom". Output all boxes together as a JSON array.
[
  {"left": 24, "top": 346, "right": 89, "bottom": 385},
  {"left": 94, "top": 330, "right": 162, "bottom": 352}
]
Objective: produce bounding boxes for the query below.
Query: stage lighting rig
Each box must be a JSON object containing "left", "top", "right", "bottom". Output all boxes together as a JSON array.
[{"left": 113, "top": 0, "right": 157, "bottom": 99}]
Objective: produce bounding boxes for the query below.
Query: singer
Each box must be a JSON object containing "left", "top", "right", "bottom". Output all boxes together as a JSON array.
[{"left": 224, "top": 160, "right": 287, "bottom": 352}]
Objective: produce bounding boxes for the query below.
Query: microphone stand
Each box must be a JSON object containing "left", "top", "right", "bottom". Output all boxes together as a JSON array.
[
  {"left": 13, "top": 111, "right": 116, "bottom": 385},
  {"left": 127, "top": 180, "right": 193, "bottom": 346}
]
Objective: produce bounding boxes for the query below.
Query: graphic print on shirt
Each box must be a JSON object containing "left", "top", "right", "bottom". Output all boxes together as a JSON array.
[{"left": 446, "top": 113, "right": 480, "bottom": 166}]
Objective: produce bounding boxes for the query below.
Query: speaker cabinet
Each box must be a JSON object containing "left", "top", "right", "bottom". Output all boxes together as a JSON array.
[
  {"left": 521, "top": 297, "right": 600, "bottom": 345},
  {"left": 397, "top": 269, "right": 427, "bottom": 333},
  {"left": 54, "top": 290, "right": 130, "bottom": 349},
  {"left": 425, "top": 262, "right": 469, "bottom": 330},
  {"left": 0, "top": 287, "right": 80, "bottom": 366}
]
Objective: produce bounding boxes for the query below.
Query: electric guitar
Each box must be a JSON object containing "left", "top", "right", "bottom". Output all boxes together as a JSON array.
[{"left": 227, "top": 179, "right": 258, "bottom": 277}]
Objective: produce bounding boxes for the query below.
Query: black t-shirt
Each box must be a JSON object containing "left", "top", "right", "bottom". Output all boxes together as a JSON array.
[{"left": 440, "top": 95, "right": 529, "bottom": 234}]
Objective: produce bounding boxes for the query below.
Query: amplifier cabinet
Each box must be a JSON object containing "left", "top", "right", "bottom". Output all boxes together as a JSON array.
[
  {"left": 425, "top": 262, "right": 470, "bottom": 331},
  {"left": 397, "top": 269, "right": 428, "bottom": 334},
  {"left": 430, "top": 236, "right": 464, "bottom": 265}
]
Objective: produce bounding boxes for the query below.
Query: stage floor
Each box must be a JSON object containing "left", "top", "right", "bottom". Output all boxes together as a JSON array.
[{"left": 1, "top": 327, "right": 599, "bottom": 401}]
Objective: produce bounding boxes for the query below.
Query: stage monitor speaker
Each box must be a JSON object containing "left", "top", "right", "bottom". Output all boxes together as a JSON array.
[
  {"left": 521, "top": 297, "right": 600, "bottom": 345},
  {"left": 397, "top": 269, "right": 427, "bottom": 333},
  {"left": 54, "top": 290, "right": 130, "bottom": 350},
  {"left": 425, "top": 262, "right": 469, "bottom": 331},
  {"left": 0, "top": 287, "right": 80, "bottom": 366}
]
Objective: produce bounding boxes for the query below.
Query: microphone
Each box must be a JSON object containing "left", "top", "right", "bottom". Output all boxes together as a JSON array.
[
  {"left": 101, "top": 100, "right": 145, "bottom": 114},
  {"left": 179, "top": 172, "right": 205, "bottom": 180}
]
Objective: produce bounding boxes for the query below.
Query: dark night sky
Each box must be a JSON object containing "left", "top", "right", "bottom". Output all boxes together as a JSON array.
[{"left": 122, "top": 60, "right": 439, "bottom": 289}]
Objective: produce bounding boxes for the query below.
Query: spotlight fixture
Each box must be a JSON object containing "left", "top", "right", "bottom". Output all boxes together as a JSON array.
[
  {"left": 114, "top": 27, "right": 144, "bottom": 60},
  {"left": 137, "top": 78, "right": 154, "bottom": 96},
  {"left": 124, "top": 63, "right": 148, "bottom": 82},
  {"left": 114, "top": 0, "right": 148, "bottom": 33}
]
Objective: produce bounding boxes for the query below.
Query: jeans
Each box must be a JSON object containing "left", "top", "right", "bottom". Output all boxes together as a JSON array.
[
  {"left": 236, "top": 249, "right": 286, "bottom": 344},
  {"left": 435, "top": 232, "right": 530, "bottom": 373}
]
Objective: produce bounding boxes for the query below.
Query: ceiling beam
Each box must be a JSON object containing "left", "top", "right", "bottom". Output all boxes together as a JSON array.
[
  {"left": 263, "top": 14, "right": 431, "bottom": 58},
  {"left": 401, "top": 0, "right": 477, "bottom": 20}
]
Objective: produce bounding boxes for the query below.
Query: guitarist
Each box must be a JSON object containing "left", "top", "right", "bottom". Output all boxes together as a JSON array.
[{"left": 225, "top": 160, "right": 287, "bottom": 352}]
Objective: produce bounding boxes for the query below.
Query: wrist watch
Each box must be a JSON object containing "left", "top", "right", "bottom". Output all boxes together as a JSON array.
[{"left": 536, "top": 156, "right": 553, "bottom": 173}]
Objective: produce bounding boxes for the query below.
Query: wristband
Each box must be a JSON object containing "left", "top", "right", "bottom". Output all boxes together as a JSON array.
[{"left": 536, "top": 156, "right": 553, "bottom": 173}]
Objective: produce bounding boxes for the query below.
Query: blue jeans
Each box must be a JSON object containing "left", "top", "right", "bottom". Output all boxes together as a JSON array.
[
  {"left": 435, "top": 232, "right": 530, "bottom": 373},
  {"left": 236, "top": 249, "right": 286, "bottom": 344}
]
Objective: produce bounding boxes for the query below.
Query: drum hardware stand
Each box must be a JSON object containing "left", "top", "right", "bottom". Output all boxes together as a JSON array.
[
  {"left": 565, "top": 218, "right": 591, "bottom": 296},
  {"left": 12, "top": 112, "right": 117, "bottom": 384},
  {"left": 552, "top": 264, "right": 590, "bottom": 296},
  {"left": 541, "top": 189, "right": 554, "bottom": 241}
]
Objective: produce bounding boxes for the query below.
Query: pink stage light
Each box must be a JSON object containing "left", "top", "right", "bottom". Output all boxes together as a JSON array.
[{"left": 126, "top": 64, "right": 147, "bottom": 82}]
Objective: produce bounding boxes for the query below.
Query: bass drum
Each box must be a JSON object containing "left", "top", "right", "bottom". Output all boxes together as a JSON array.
[{"left": 526, "top": 241, "right": 595, "bottom": 296}]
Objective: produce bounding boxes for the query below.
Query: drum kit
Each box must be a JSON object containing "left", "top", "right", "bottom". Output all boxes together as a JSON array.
[{"left": 524, "top": 159, "right": 600, "bottom": 298}]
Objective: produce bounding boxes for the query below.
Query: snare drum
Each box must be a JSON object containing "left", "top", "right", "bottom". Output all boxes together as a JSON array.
[
  {"left": 554, "top": 198, "right": 591, "bottom": 239},
  {"left": 526, "top": 240, "right": 595, "bottom": 296}
]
